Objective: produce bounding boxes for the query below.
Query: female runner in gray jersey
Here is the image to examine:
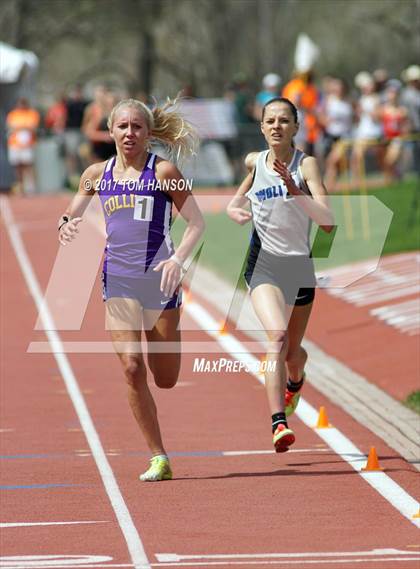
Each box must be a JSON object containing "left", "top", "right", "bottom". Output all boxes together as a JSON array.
[
  {"left": 227, "top": 97, "right": 334, "bottom": 453},
  {"left": 58, "top": 98, "right": 204, "bottom": 481}
]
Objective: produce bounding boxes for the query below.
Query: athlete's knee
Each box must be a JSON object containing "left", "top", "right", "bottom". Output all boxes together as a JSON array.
[
  {"left": 121, "top": 356, "right": 146, "bottom": 389},
  {"left": 148, "top": 354, "right": 180, "bottom": 389},
  {"left": 154, "top": 371, "right": 179, "bottom": 389},
  {"left": 266, "top": 330, "right": 288, "bottom": 354}
]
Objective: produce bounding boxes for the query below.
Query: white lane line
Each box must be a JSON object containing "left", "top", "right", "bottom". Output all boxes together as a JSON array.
[
  {"left": 297, "top": 399, "right": 420, "bottom": 527},
  {"left": 221, "top": 448, "right": 329, "bottom": 456},
  {"left": 0, "top": 196, "right": 150, "bottom": 569},
  {"left": 0, "top": 521, "right": 108, "bottom": 528},
  {"left": 185, "top": 301, "right": 420, "bottom": 529},
  {"left": 152, "top": 560, "right": 420, "bottom": 566},
  {"left": 2, "top": 562, "right": 420, "bottom": 569},
  {"left": 2, "top": 554, "right": 419, "bottom": 569},
  {"left": 0, "top": 555, "right": 113, "bottom": 567},
  {"left": 156, "top": 549, "right": 417, "bottom": 562},
  {"left": 18, "top": 561, "right": 416, "bottom": 568}
]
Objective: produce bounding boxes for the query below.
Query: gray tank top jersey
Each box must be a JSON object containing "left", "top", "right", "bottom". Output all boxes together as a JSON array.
[{"left": 245, "top": 149, "right": 312, "bottom": 256}]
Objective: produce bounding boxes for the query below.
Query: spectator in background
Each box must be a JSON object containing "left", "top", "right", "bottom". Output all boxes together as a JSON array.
[
  {"left": 318, "top": 75, "right": 335, "bottom": 107},
  {"left": 351, "top": 71, "right": 383, "bottom": 182},
  {"left": 64, "top": 84, "right": 89, "bottom": 181},
  {"left": 317, "top": 74, "right": 336, "bottom": 166},
  {"left": 253, "top": 73, "right": 282, "bottom": 121},
  {"left": 6, "top": 97, "right": 40, "bottom": 195},
  {"left": 225, "top": 72, "right": 258, "bottom": 181},
  {"left": 45, "top": 93, "right": 67, "bottom": 134},
  {"left": 282, "top": 70, "right": 320, "bottom": 155},
  {"left": 231, "top": 73, "right": 255, "bottom": 127},
  {"left": 373, "top": 68, "right": 389, "bottom": 102},
  {"left": 82, "top": 85, "right": 116, "bottom": 163},
  {"left": 180, "top": 84, "right": 195, "bottom": 98},
  {"left": 45, "top": 94, "right": 68, "bottom": 181},
  {"left": 380, "top": 79, "right": 409, "bottom": 182},
  {"left": 320, "top": 78, "right": 353, "bottom": 191},
  {"left": 401, "top": 65, "right": 420, "bottom": 177}
]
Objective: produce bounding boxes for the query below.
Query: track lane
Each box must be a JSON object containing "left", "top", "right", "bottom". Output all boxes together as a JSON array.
[
  {"left": 1, "top": 195, "right": 419, "bottom": 569},
  {"left": 1, "top": 197, "right": 148, "bottom": 568}
]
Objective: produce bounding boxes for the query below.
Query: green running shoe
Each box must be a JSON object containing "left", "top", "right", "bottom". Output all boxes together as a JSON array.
[
  {"left": 139, "top": 455, "right": 173, "bottom": 482},
  {"left": 273, "top": 424, "right": 295, "bottom": 453},
  {"left": 285, "top": 372, "right": 305, "bottom": 417}
]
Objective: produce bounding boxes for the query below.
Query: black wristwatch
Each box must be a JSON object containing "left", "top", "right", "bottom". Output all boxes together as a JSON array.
[{"left": 58, "top": 215, "right": 70, "bottom": 231}]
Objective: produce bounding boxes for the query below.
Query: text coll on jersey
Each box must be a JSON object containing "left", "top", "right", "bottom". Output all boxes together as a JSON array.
[{"left": 254, "top": 183, "right": 295, "bottom": 203}]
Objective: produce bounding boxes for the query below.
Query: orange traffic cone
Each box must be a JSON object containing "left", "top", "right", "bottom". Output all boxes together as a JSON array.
[
  {"left": 361, "top": 446, "right": 383, "bottom": 471},
  {"left": 218, "top": 320, "right": 228, "bottom": 335},
  {"left": 412, "top": 508, "right": 420, "bottom": 519},
  {"left": 316, "top": 406, "right": 332, "bottom": 428}
]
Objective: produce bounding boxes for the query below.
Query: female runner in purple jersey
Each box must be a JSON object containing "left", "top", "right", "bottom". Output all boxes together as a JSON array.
[{"left": 58, "top": 98, "right": 205, "bottom": 481}]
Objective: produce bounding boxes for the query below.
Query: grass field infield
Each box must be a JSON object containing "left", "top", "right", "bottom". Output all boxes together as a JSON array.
[
  {"left": 174, "top": 179, "right": 419, "bottom": 413},
  {"left": 404, "top": 391, "right": 420, "bottom": 414},
  {"left": 173, "top": 178, "right": 419, "bottom": 285}
]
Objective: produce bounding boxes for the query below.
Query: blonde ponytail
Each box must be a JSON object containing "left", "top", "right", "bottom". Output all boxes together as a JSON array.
[
  {"left": 151, "top": 97, "right": 198, "bottom": 163},
  {"left": 108, "top": 96, "right": 198, "bottom": 164}
]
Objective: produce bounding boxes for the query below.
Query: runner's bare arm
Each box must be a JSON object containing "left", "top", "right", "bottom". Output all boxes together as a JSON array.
[
  {"left": 58, "top": 162, "right": 106, "bottom": 246},
  {"left": 153, "top": 160, "right": 205, "bottom": 296},
  {"left": 226, "top": 169, "right": 254, "bottom": 225},
  {"left": 244, "top": 152, "right": 258, "bottom": 172},
  {"left": 273, "top": 156, "right": 335, "bottom": 232},
  {"left": 157, "top": 160, "right": 205, "bottom": 264}
]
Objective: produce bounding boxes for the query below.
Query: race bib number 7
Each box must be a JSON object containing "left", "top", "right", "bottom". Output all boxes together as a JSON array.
[{"left": 134, "top": 196, "right": 154, "bottom": 221}]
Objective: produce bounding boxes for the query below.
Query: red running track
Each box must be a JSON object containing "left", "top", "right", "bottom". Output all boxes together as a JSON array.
[
  {"left": 1, "top": 195, "right": 419, "bottom": 569},
  {"left": 307, "top": 253, "right": 419, "bottom": 401}
]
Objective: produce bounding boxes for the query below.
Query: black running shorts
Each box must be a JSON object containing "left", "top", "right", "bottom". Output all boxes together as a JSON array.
[{"left": 244, "top": 245, "right": 316, "bottom": 306}]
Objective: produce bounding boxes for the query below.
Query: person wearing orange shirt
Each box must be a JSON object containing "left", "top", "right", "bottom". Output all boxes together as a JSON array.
[
  {"left": 45, "top": 94, "right": 67, "bottom": 134},
  {"left": 283, "top": 71, "right": 320, "bottom": 155},
  {"left": 6, "top": 98, "right": 40, "bottom": 195}
]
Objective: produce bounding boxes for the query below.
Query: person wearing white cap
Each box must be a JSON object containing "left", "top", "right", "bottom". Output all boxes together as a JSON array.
[
  {"left": 351, "top": 71, "right": 384, "bottom": 183},
  {"left": 402, "top": 65, "right": 420, "bottom": 84},
  {"left": 253, "top": 73, "right": 282, "bottom": 121},
  {"left": 401, "top": 65, "right": 420, "bottom": 176}
]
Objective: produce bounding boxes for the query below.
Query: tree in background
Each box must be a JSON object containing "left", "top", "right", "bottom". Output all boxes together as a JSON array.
[{"left": 1, "top": 0, "right": 418, "bottom": 103}]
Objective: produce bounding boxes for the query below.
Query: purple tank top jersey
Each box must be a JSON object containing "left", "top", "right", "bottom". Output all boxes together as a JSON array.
[{"left": 98, "top": 153, "right": 174, "bottom": 278}]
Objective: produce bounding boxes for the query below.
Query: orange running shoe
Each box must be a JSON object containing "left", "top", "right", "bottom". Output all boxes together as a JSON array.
[{"left": 273, "top": 424, "right": 295, "bottom": 453}]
